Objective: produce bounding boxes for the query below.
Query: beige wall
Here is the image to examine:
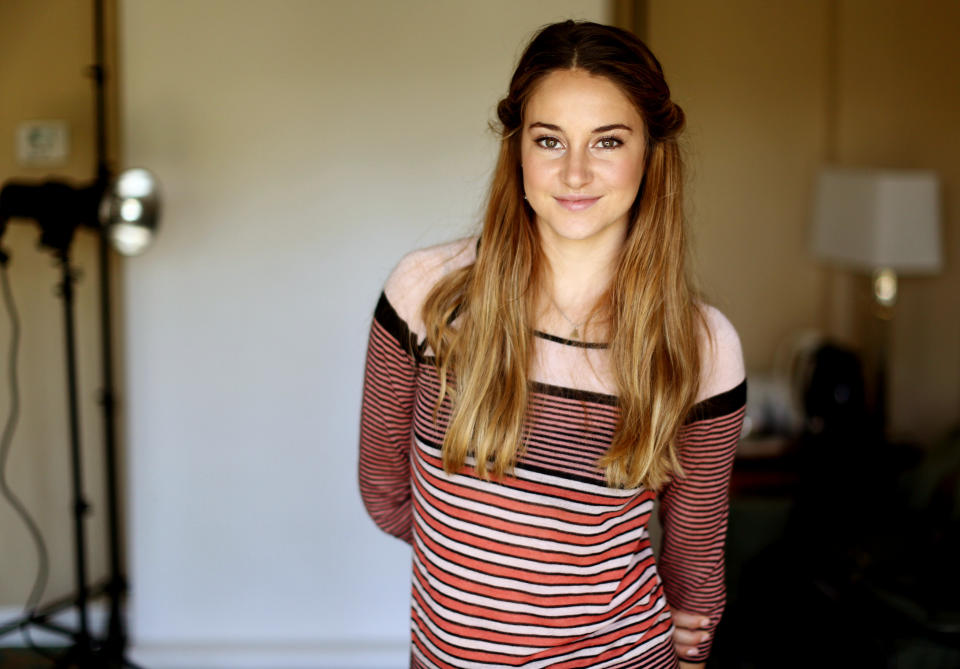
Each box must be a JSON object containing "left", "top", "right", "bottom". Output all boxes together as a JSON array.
[
  {"left": 834, "top": 0, "right": 960, "bottom": 443},
  {"left": 0, "top": 1, "right": 114, "bottom": 611},
  {"left": 647, "top": 0, "right": 829, "bottom": 370},
  {"left": 644, "top": 0, "right": 959, "bottom": 443},
  {"left": 119, "top": 1, "right": 610, "bottom": 661}
]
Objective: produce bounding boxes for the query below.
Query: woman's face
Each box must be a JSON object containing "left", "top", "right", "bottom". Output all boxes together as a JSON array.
[{"left": 520, "top": 69, "right": 646, "bottom": 251}]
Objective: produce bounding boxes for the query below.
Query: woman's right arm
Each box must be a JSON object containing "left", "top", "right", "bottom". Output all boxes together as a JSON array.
[
  {"left": 358, "top": 293, "right": 419, "bottom": 544},
  {"left": 358, "top": 239, "right": 476, "bottom": 543}
]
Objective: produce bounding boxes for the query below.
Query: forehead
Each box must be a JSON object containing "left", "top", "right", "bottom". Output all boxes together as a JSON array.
[{"left": 523, "top": 69, "right": 642, "bottom": 129}]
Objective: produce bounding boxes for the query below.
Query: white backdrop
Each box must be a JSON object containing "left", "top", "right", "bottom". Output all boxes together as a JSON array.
[{"left": 119, "top": 2, "right": 606, "bottom": 667}]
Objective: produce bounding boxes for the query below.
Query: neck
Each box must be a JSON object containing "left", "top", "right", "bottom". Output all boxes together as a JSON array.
[{"left": 537, "top": 232, "right": 624, "bottom": 338}]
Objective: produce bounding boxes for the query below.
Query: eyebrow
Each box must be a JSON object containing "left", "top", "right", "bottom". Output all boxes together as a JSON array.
[{"left": 528, "top": 122, "right": 634, "bottom": 133}]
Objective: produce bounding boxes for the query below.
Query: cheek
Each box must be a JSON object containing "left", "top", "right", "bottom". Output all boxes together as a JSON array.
[
  {"left": 607, "top": 156, "right": 645, "bottom": 193},
  {"left": 521, "top": 155, "right": 554, "bottom": 193}
]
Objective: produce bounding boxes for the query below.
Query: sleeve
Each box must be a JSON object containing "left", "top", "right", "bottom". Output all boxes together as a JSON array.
[
  {"left": 657, "top": 380, "right": 747, "bottom": 662},
  {"left": 358, "top": 292, "right": 421, "bottom": 544}
]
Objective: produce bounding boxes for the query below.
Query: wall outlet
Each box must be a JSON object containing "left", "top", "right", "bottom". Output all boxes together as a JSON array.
[{"left": 16, "top": 119, "right": 70, "bottom": 166}]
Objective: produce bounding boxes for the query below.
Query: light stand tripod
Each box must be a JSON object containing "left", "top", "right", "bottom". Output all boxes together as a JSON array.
[
  {"left": 0, "top": 180, "right": 144, "bottom": 668},
  {"left": 0, "top": 2, "right": 158, "bottom": 665}
]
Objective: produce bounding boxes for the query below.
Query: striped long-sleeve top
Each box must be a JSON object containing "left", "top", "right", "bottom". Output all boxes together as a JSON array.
[{"left": 359, "top": 242, "right": 746, "bottom": 669}]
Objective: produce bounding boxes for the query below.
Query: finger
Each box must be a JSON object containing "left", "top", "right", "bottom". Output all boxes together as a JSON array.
[
  {"left": 672, "top": 627, "right": 709, "bottom": 647},
  {"left": 672, "top": 609, "right": 711, "bottom": 630},
  {"left": 673, "top": 635, "right": 707, "bottom": 659},
  {"left": 677, "top": 644, "right": 706, "bottom": 660}
]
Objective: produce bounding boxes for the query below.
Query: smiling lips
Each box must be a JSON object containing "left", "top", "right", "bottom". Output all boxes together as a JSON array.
[{"left": 554, "top": 196, "right": 601, "bottom": 211}]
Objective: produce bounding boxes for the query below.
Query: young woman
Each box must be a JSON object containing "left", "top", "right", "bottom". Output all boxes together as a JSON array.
[{"left": 359, "top": 20, "right": 745, "bottom": 669}]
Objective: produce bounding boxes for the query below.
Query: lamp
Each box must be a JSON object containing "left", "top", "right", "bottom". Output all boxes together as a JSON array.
[
  {"left": 812, "top": 167, "right": 942, "bottom": 309},
  {"left": 811, "top": 166, "right": 943, "bottom": 439},
  {"left": 0, "top": 169, "right": 160, "bottom": 256}
]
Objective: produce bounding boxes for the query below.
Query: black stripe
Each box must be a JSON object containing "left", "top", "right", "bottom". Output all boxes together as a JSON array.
[
  {"left": 373, "top": 291, "right": 425, "bottom": 362},
  {"left": 685, "top": 379, "right": 747, "bottom": 424},
  {"left": 531, "top": 380, "right": 749, "bottom": 422},
  {"left": 531, "top": 381, "right": 619, "bottom": 406},
  {"left": 534, "top": 330, "right": 609, "bottom": 349}
]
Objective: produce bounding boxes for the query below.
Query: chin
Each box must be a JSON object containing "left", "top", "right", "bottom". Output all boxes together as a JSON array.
[{"left": 540, "top": 219, "right": 626, "bottom": 245}]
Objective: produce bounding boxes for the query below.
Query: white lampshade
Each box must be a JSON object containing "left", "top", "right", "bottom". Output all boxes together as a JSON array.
[{"left": 811, "top": 167, "right": 942, "bottom": 274}]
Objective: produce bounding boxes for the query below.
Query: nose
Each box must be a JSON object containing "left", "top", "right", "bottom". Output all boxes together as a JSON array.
[{"left": 561, "top": 146, "right": 592, "bottom": 190}]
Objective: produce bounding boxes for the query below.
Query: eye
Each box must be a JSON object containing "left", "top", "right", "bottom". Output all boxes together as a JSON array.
[
  {"left": 595, "top": 136, "right": 623, "bottom": 149},
  {"left": 534, "top": 136, "right": 564, "bottom": 150}
]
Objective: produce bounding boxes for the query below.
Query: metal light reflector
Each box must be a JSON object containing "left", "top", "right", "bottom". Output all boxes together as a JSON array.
[{"left": 100, "top": 168, "right": 160, "bottom": 256}]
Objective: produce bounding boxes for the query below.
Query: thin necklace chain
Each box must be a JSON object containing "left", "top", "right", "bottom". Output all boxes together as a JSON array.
[{"left": 548, "top": 293, "right": 585, "bottom": 340}]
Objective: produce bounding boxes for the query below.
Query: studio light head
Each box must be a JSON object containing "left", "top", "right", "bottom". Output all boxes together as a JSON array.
[
  {"left": 99, "top": 168, "right": 160, "bottom": 256},
  {"left": 0, "top": 168, "right": 161, "bottom": 256}
]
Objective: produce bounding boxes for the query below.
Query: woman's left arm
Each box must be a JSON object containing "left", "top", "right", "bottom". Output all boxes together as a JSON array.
[{"left": 659, "top": 306, "right": 746, "bottom": 664}]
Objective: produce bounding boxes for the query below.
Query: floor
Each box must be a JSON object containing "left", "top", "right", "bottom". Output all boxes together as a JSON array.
[
  {"left": 0, "top": 646, "right": 59, "bottom": 668},
  {"left": 0, "top": 645, "right": 134, "bottom": 669}
]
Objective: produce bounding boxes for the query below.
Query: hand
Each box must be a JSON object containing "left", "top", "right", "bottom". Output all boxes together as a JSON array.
[{"left": 672, "top": 608, "right": 711, "bottom": 661}]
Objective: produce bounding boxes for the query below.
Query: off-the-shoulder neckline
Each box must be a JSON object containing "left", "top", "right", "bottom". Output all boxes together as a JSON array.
[{"left": 375, "top": 291, "right": 746, "bottom": 420}]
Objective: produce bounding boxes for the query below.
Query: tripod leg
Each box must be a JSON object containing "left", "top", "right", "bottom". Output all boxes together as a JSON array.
[{"left": 56, "top": 252, "right": 95, "bottom": 667}]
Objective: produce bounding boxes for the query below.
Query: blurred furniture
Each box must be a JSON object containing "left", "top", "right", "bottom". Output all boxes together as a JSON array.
[{"left": 717, "top": 341, "right": 960, "bottom": 667}]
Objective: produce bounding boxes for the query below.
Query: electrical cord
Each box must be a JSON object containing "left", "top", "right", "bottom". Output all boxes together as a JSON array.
[{"left": 0, "top": 253, "right": 57, "bottom": 661}]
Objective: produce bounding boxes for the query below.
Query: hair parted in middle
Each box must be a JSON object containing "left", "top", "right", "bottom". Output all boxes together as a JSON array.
[{"left": 422, "top": 20, "right": 705, "bottom": 490}]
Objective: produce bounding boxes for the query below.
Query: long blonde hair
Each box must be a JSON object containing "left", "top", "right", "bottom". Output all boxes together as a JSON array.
[{"left": 422, "top": 21, "right": 704, "bottom": 490}]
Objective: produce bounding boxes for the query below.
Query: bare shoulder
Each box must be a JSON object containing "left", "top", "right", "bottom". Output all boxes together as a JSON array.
[
  {"left": 695, "top": 303, "right": 746, "bottom": 402},
  {"left": 383, "top": 237, "right": 476, "bottom": 336}
]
